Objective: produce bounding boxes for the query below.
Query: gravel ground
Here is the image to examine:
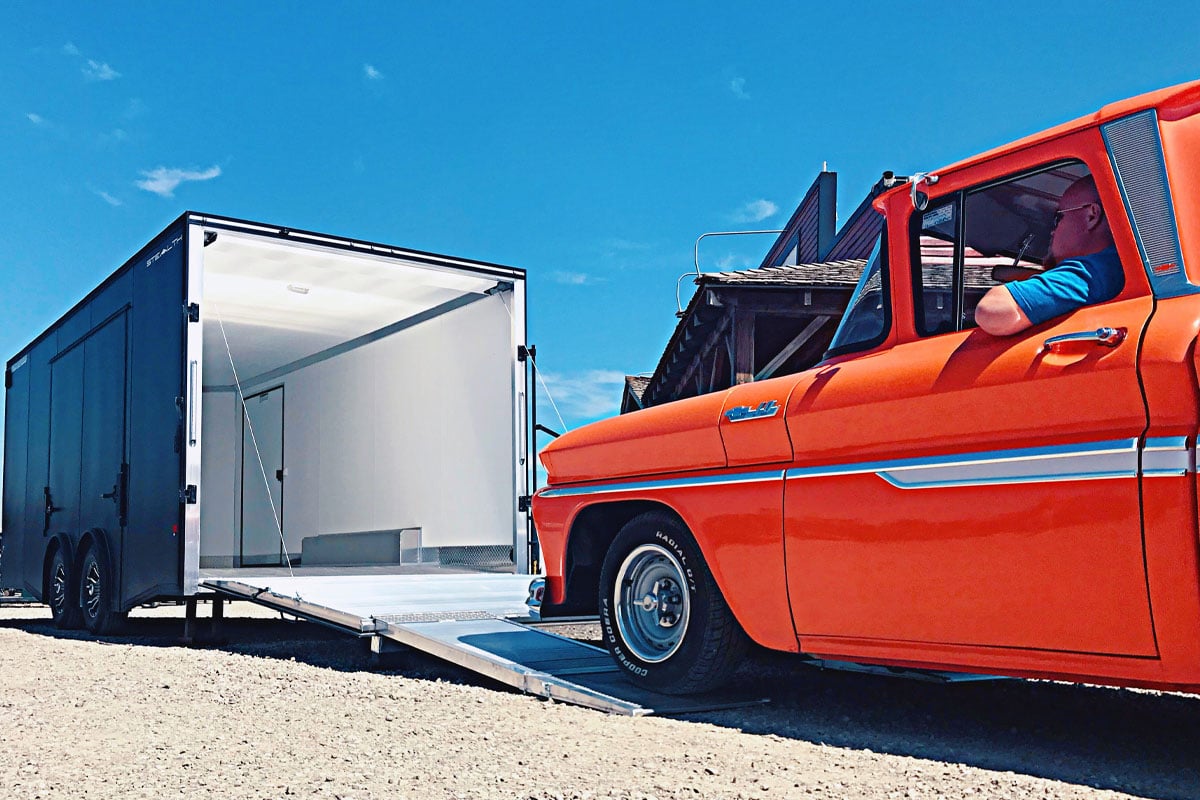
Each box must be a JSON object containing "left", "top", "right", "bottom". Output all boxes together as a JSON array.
[{"left": 1, "top": 601, "right": 1198, "bottom": 800}]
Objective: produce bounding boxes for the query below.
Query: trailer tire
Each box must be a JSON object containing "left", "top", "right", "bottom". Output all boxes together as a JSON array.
[
  {"left": 78, "top": 542, "right": 124, "bottom": 635},
  {"left": 599, "top": 511, "right": 748, "bottom": 695},
  {"left": 47, "top": 546, "right": 82, "bottom": 630}
]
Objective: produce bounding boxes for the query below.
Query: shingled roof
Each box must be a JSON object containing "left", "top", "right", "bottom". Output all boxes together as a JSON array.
[
  {"left": 621, "top": 375, "right": 652, "bottom": 413},
  {"left": 702, "top": 259, "right": 869, "bottom": 288}
]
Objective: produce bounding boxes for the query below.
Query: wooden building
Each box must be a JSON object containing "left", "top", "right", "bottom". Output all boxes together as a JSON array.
[{"left": 622, "top": 171, "right": 901, "bottom": 414}]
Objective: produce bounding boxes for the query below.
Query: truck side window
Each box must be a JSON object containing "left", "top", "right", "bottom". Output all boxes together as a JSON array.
[
  {"left": 825, "top": 227, "right": 890, "bottom": 358},
  {"left": 911, "top": 161, "right": 1093, "bottom": 334},
  {"left": 911, "top": 200, "right": 958, "bottom": 336}
]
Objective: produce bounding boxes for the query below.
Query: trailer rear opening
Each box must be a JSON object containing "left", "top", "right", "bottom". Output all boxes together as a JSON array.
[{"left": 195, "top": 224, "right": 523, "bottom": 576}]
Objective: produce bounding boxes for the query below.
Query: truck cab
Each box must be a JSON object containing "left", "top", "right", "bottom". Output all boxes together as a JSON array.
[{"left": 532, "top": 80, "right": 1200, "bottom": 695}]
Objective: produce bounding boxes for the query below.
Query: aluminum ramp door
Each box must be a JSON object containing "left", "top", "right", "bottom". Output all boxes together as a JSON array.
[{"left": 202, "top": 572, "right": 765, "bottom": 716}]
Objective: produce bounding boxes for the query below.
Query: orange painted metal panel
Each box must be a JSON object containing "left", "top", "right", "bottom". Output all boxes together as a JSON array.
[
  {"left": 718, "top": 377, "right": 801, "bottom": 466},
  {"left": 1160, "top": 110, "right": 1200, "bottom": 289},
  {"left": 538, "top": 391, "right": 728, "bottom": 484}
]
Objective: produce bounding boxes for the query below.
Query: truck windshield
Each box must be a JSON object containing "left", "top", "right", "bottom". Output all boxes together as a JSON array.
[{"left": 825, "top": 231, "right": 888, "bottom": 357}]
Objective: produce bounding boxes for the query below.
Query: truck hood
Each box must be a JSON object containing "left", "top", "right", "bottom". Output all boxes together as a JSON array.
[{"left": 539, "top": 391, "right": 729, "bottom": 485}]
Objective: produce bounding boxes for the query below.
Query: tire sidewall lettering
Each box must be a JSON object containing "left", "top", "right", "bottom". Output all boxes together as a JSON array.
[
  {"left": 654, "top": 530, "right": 697, "bottom": 594},
  {"left": 600, "top": 596, "right": 649, "bottom": 676}
]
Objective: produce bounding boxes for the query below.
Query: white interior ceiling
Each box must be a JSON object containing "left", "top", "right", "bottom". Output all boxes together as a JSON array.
[{"left": 201, "top": 230, "right": 501, "bottom": 387}]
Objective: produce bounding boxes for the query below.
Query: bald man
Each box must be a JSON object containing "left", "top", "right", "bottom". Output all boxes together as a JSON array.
[{"left": 975, "top": 176, "right": 1124, "bottom": 336}]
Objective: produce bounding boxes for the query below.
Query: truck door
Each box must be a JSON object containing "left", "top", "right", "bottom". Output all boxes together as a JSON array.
[{"left": 784, "top": 155, "right": 1158, "bottom": 657}]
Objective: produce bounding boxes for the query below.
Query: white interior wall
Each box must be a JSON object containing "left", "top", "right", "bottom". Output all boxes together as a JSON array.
[
  {"left": 199, "top": 391, "right": 238, "bottom": 563},
  {"left": 199, "top": 292, "right": 516, "bottom": 560}
]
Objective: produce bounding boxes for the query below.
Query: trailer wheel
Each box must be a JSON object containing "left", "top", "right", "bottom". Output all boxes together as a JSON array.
[
  {"left": 599, "top": 511, "right": 748, "bottom": 695},
  {"left": 47, "top": 546, "right": 82, "bottom": 630},
  {"left": 78, "top": 543, "right": 124, "bottom": 635}
]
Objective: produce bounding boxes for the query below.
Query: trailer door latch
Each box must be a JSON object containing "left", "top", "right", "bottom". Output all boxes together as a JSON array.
[
  {"left": 180, "top": 485, "right": 198, "bottom": 505},
  {"left": 185, "top": 303, "right": 200, "bottom": 322},
  {"left": 518, "top": 494, "right": 532, "bottom": 513}
]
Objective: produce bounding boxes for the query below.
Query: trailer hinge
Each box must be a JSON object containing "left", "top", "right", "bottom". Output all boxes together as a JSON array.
[
  {"left": 518, "top": 494, "right": 532, "bottom": 513},
  {"left": 517, "top": 344, "right": 536, "bottom": 362},
  {"left": 180, "top": 485, "right": 198, "bottom": 505},
  {"left": 185, "top": 303, "right": 200, "bottom": 322},
  {"left": 4, "top": 368, "right": 10, "bottom": 390}
]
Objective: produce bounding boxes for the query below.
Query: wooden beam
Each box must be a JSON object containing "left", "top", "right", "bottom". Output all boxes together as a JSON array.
[
  {"left": 733, "top": 307, "right": 755, "bottom": 384},
  {"left": 660, "top": 311, "right": 732, "bottom": 403},
  {"left": 755, "top": 315, "right": 831, "bottom": 381}
]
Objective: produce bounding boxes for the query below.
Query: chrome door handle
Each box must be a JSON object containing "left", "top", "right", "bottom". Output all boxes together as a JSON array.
[{"left": 1041, "top": 326, "right": 1126, "bottom": 353}]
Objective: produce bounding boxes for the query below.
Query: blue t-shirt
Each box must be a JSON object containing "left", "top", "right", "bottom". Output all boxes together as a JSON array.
[{"left": 1005, "top": 246, "right": 1124, "bottom": 326}]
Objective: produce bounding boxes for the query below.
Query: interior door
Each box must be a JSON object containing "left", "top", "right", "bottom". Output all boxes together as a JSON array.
[
  {"left": 784, "top": 295, "right": 1156, "bottom": 655},
  {"left": 240, "top": 386, "right": 285, "bottom": 566}
]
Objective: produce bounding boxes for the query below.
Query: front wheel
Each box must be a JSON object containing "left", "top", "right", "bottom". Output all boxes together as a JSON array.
[{"left": 599, "top": 512, "right": 748, "bottom": 695}]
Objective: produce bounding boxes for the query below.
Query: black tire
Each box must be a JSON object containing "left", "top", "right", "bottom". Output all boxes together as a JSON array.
[
  {"left": 599, "top": 511, "right": 749, "bottom": 695},
  {"left": 78, "top": 543, "right": 125, "bottom": 635},
  {"left": 47, "top": 546, "right": 82, "bottom": 630}
]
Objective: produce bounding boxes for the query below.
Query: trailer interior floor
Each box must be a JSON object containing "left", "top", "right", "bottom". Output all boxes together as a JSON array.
[{"left": 202, "top": 572, "right": 767, "bottom": 716}]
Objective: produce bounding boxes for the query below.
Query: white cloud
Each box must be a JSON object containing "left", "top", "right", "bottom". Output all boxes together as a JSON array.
[
  {"left": 62, "top": 42, "right": 81, "bottom": 57},
  {"left": 729, "top": 77, "right": 750, "bottom": 100},
  {"left": 95, "top": 190, "right": 123, "bottom": 207},
  {"left": 84, "top": 59, "right": 120, "bottom": 81},
  {"left": 715, "top": 253, "right": 748, "bottom": 270},
  {"left": 364, "top": 64, "right": 383, "bottom": 80},
  {"left": 537, "top": 369, "right": 626, "bottom": 425},
  {"left": 136, "top": 165, "right": 222, "bottom": 198},
  {"left": 731, "top": 198, "right": 778, "bottom": 223},
  {"left": 26, "top": 112, "right": 45, "bottom": 125},
  {"left": 550, "top": 271, "right": 592, "bottom": 285}
]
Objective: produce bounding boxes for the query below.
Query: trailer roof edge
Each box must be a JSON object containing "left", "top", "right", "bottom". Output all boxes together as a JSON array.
[{"left": 7, "top": 212, "right": 527, "bottom": 369}]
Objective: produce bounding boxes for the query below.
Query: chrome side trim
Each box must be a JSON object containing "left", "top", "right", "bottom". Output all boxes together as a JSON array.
[
  {"left": 787, "top": 439, "right": 1138, "bottom": 481},
  {"left": 538, "top": 469, "right": 785, "bottom": 499},
  {"left": 1102, "top": 110, "right": 1196, "bottom": 298},
  {"left": 540, "top": 438, "right": 1194, "bottom": 500},
  {"left": 1143, "top": 436, "right": 1194, "bottom": 476},
  {"left": 788, "top": 438, "right": 1151, "bottom": 490}
]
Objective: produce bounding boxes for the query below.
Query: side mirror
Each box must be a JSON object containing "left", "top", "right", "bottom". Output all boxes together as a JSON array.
[{"left": 910, "top": 172, "right": 940, "bottom": 211}]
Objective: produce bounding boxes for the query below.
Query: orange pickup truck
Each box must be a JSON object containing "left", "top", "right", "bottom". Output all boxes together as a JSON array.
[{"left": 532, "top": 80, "right": 1200, "bottom": 695}]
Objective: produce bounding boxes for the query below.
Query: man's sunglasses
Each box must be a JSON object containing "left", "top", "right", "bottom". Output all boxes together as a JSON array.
[{"left": 1051, "top": 202, "right": 1098, "bottom": 230}]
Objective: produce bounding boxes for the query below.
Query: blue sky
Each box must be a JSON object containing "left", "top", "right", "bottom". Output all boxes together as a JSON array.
[{"left": 2, "top": 2, "right": 1197, "bottom": 449}]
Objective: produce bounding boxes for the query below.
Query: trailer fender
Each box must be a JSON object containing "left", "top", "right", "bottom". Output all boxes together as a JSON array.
[{"left": 74, "top": 529, "right": 115, "bottom": 591}]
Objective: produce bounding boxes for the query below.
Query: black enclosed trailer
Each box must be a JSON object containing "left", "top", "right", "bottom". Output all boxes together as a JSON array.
[{"left": 1, "top": 213, "right": 533, "bottom": 632}]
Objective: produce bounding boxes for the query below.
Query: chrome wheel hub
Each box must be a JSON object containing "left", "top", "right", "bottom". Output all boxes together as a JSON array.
[
  {"left": 83, "top": 561, "right": 101, "bottom": 619},
  {"left": 614, "top": 543, "right": 691, "bottom": 663},
  {"left": 51, "top": 564, "right": 68, "bottom": 613}
]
